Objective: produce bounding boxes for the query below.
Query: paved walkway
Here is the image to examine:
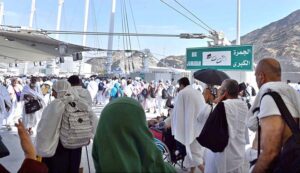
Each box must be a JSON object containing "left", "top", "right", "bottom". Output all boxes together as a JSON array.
[{"left": 0, "top": 104, "right": 171, "bottom": 173}]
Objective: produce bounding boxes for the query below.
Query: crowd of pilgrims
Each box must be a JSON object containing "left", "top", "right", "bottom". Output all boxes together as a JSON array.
[
  {"left": 1, "top": 62, "right": 300, "bottom": 173},
  {"left": 0, "top": 75, "right": 192, "bottom": 135}
]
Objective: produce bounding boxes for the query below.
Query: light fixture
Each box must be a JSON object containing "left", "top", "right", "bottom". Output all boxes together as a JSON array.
[
  {"left": 4, "top": 37, "right": 15, "bottom": 41},
  {"left": 72, "top": 52, "right": 82, "bottom": 61},
  {"left": 59, "top": 57, "right": 65, "bottom": 63},
  {"left": 58, "top": 44, "right": 68, "bottom": 55}
]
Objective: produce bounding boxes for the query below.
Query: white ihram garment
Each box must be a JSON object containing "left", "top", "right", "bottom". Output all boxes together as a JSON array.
[
  {"left": 6, "top": 84, "right": 23, "bottom": 125},
  {"left": 21, "top": 85, "right": 46, "bottom": 130},
  {"left": 171, "top": 85, "right": 206, "bottom": 168},
  {"left": 204, "top": 99, "right": 248, "bottom": 173},
  {"left": 87, "top": 80, "right": 98, "bottom": 101},
  {"left": 0, "top": 85, "right": 12, "bottom": 125}
]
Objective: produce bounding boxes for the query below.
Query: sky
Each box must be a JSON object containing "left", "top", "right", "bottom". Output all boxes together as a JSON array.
[{"left": 1, "top": 0, "right": 300, "bottom": 59}]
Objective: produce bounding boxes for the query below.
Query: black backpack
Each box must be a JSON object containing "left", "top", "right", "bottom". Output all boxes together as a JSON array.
[
  {"left": 141, "top": 88, "right": 148, "bottom": 98},
  {"left": 98, "top": 82, "right": 104, "bottom": 91},
  {"left": 150, "top": 87, "right": 156, "bottom": 98},
  {"left": 197, "top": 102, "right": 229, "bottom": 152},
  {"left": 162, "top": 89, "right": 168, "bottom": 99},
  {"left": 257, "top": 92, "right": 300, "bottom": 173},
  {"left": 251, "top": 87, "right": 256, "bottom": 96}
]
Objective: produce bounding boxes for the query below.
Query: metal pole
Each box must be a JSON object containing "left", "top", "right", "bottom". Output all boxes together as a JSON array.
[
  {"left": 25, "top": 0, "right": 36, "bottom": 75},
  {"left": 0, "top": 2, "right": 4, "bottom": 25},
  {"left": 236, "top": 0, "right": 240, "bottom": 45},
  {"left": 79, "top": 0, "right": 90, "bottom": 75},
  {"left": 29, "top": 0, "right": 36, "bottom": 28},
  {"left": 56, "top": 0, "right": 64, "bottom": 39},
  {"left": 50, "top": 0, "right": 64, "bottom": 75},
  {"left": 106, "top": 0, "right": 116, "bottom": 74},
  {"left": 82, "top": 0, "right": 89, "bottom": 46}
]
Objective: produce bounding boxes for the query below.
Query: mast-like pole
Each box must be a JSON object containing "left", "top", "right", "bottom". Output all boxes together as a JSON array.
[
  {"left": 0, "top": 2, "right": 4, "bottom": 25},
  {"left": 29, "top": 0, "right": 36, "bottom": 28},
  {"left": 25, "top": 0, "right": 36, "bottom": 74},
  {"left": 79, "top": 0, "right": 90, "bottom": 75},
  {"left": 236, "top": 0, "right": 240, "bottom": 45},
  {"left": 82, "top": 0, "right": 89, "bottom": 46},
  {"left": 56, "top": 0, "right": 64, "bottom": 39},
  {"left": 106, "top": 0, "right": 116, "bottom": 74}
]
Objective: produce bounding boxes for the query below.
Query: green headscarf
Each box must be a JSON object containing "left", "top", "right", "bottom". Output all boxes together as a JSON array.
[{"left": 92, "top": 97, "right": 176, "bottom": 173}]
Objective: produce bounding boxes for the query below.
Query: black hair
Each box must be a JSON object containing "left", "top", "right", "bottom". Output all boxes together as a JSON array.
[
  {"left": 68, "top": 75, "right": 81, "bottom": 86},
  {"left": 178, "top": 77, "right": 190, "bottom": 87}
]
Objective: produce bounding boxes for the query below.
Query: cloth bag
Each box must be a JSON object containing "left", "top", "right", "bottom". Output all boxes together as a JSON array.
[{"left": 197, "top": 102, "right": 229, "bottom": 152}]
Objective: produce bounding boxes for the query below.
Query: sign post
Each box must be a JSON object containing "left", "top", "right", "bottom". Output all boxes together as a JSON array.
[{"left": 186, "top": 45, "right": 253, "bottom": 71}]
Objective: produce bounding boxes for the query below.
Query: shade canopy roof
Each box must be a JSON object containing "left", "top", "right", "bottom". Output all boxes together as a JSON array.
[{"left": 0, "top": 28, "right": 100, "bottom": 63}]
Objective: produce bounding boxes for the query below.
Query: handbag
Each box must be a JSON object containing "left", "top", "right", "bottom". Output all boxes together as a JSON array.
[
  {"left": 25, "top": 99, "right": 42, "bottom": 114},
  {"left": 197, "top": 101, "right": 229, "bottom": 152},
  {"left": 0, "top": 135, "right": 9, "bottom": 158},
  {"left": 257, "top": 91, "right": 300, "bottom": 173}
]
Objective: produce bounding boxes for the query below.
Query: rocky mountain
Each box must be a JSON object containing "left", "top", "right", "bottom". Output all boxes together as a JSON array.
[
  {"left": 239, "top": 9, "right": 300, "bottom": 72},
  {"left": 158, "top": 10, "right": 300, "bottom": 76},
  {"left": 88, "top": 9, "right": 300, "bottom": 78},
  {"left": 86, "top": 51, "right": 158, "bottom": 73},
  {"left": 157, "top": 55, "right": 185, "bottom": 69}
]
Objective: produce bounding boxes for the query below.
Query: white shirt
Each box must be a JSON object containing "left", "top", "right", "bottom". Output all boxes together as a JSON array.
[
  {"left": 124, "top": 84, "right": 133, "bottom": 97},
  {"left": 258, "top": 95, "right": 299, "bottom": 119}
]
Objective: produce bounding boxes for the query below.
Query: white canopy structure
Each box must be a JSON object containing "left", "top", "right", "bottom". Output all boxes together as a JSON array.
[{"left": 0, "top": 27, "right": 98, "bottom": 63}]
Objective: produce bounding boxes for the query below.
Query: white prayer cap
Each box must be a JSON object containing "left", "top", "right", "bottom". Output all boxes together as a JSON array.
[{"left": 52, "top": 80, "right": 71, "bottom": 98}]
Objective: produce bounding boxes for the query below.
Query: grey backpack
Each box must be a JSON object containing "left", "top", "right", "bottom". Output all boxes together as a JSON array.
[{"left": 60, "top": 102, "right": 93, "bottom": 149}]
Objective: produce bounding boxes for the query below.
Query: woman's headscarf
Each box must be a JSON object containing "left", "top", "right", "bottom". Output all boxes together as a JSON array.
[{"left": 92, "top": 97, "right": 175, "bottom": 173}]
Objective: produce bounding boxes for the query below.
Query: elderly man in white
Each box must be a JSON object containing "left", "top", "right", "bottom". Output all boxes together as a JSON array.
[{"left": 204, "top": 79, "right": 248, "bottom": 173}]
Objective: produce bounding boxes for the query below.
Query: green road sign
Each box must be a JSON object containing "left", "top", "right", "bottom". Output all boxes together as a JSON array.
[{"left": 186, "top": 45, "right": 253, "bottom": 71}]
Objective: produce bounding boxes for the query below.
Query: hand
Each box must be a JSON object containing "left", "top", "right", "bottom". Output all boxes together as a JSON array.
[
  {"left": 15, "top": 119, "right": 36, "bottom": 160},
  {"left": 203, "top": 88, "right": 213, "bottom": 103},
  {"left": 214, "top": 92, "right": 226, "bottom": 104}
]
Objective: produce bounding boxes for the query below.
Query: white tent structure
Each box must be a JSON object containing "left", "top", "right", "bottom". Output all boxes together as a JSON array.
[{"left": 0, "top": 27, "right": 97, "bottom": 63}]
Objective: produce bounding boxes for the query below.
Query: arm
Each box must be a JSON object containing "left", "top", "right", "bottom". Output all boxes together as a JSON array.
[
  {"left": 252, "top": 115, "right": 284, "bottom": 173},
  {"left": 15, "top": 119, "right": 36, "bottom": 160},
  {"left": 15, "top": 119, "right": 48, "bottom": 173}
]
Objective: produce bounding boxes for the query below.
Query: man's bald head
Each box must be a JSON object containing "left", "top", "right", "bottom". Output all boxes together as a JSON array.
[{"left": 255, "top": 58, "right": 281, "bottom": 88}]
